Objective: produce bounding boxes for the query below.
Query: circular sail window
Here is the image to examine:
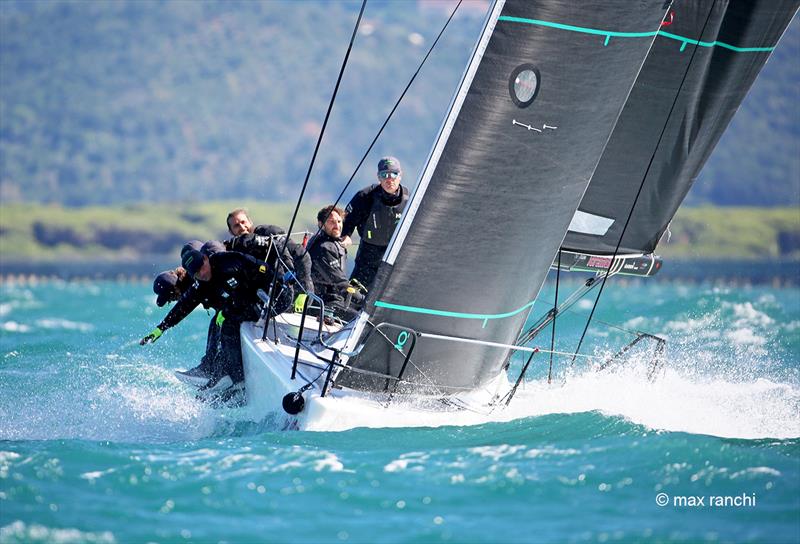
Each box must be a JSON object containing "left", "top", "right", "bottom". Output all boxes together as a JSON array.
[{"left": 509, "top": 64, "right": 540, "bottom": 108}]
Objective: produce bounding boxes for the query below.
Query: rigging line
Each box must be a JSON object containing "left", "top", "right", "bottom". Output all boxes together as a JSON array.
[
  {"left": 528, "top": 289, "right": 639, "bottom": 338},
  {"left": 283, "top": 0, "right": 366, "bottom": 248},
  {"left": 570, "top": 0, "right": 719, "bottom": 364},
  {"left": 262, "top": 0, "right": 367, "bottom": 335},
  {"left": 548, "top": 249, "right": 561, "bottom": 384},
  {"left": 538, "top": 348, "right": 597, "bottom": 359},
  {"left": 361, "top": 316, "right": 446, "bottom": 395},
  {"left": 592, "top": 317, "right": 644, "bottom": 336},
  {"left": 297, "top": 0, "right": 464, "bottom": 260}
]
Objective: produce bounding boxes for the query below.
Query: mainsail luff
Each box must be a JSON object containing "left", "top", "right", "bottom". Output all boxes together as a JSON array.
[
  {"left": 336, "top": 0, "right": 672, "bottom": 394},
  {"left": 563, "top": 0, "right": 799, "bottom": 257}
]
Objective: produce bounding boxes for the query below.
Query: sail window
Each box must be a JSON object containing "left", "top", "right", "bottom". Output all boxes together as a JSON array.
[
  {"left": 568, "top": 210, "right": 615, "bottom": 236},
  {"left": 509, "top": 65, "right": 540, "bottom": 107}
]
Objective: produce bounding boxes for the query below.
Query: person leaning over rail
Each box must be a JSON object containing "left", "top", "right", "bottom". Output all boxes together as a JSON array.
[
  {"left": 341, "top": 156, "right": 409, "bottom": 289},
  {"left": 307, "top": 204, "right": 364, "bottom": 320},
  {"left": 141, "top": 240, "right": 227, "bottom": 386},
  {"left": 175, "top": 246, "right": 274, "bottom": 396}
]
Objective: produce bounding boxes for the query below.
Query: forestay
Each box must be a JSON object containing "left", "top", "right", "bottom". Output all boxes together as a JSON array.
[
  {"left": 336, "top": 0, "right": 671, "bottom": 394},
  {"left": 564, "top": 0, "right": 799, "bottom": 256}
]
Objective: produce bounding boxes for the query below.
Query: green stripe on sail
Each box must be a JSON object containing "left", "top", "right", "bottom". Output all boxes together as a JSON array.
[
  {"left": 374, "top": 299, "right": 536, "bottom": 322},
  {"left": 498, "top": 16, "right": 776, "bottom": 52}
]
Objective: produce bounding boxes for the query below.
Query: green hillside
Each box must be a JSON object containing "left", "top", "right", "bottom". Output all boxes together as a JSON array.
[
  {"left": 0, "top": 203, "right": 797, "bottom": 264},
  {"left": 0, "top": 201, "right": 319, "bottom": 261},
  {"left": 1, "top": 1, "right": 798, "bottom": 207},
  {"left": 657, "top": 206, "right": 800, "bottom": 259}
]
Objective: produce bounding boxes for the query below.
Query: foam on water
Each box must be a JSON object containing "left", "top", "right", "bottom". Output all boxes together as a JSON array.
[
  {"left": 503, "top": 363, "right": 800, "bottom": 440},
  {"left": 1, "top": 281, "right": 797, "bottom": 444},
  {"left": 0, "top": 359, "right": 223, "bottom": 443},
  {"left": 296, "top": 352, "right": 799, "bottom": 439},
  {"left": 0, "top": 522, "right": 116, "bottom": 544}
]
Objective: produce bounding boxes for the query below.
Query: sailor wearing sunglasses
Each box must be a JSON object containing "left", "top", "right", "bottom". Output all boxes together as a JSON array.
[{"left": 341, "top": 156, "right": 409, "bottom": 289}]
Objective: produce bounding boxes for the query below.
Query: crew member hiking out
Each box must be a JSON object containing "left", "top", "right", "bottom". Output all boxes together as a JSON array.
[
  {"left": 141, "top": 241, "right": 227, "bottom": 387},
  {"left": 168, "top": 247, "right": 272, "bottom": 397},
  {"left": 341, "top": 156, "right": 408, "bottom": 289}
]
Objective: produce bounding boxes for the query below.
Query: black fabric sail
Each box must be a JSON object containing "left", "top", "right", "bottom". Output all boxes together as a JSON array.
[
  {"left": 563, "top": 0, "right": 799, "bottom": 257},
  {"left": 336, "top": 0, "right": 670, "bottom": 394}
]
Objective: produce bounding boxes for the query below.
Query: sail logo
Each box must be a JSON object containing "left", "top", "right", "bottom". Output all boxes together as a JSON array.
[
  {"left": 512, "top": 119, "right": 557, "bottom": 133},
  {"left": 587, "top": 256, "right": 612, "bottom": 269},
  {"left": 394, "top": 330, "right": 410, "bottom": 351}
]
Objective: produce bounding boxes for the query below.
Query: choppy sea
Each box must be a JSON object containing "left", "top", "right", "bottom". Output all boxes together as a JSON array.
[{"left": 1, "top": 277, "right": 798, "bottom": 543}]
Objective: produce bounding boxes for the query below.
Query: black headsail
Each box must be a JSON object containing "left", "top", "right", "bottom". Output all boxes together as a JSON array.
[
  {"left": 336, "top": 0, "right": 671, "bottom": 394},
  {"left": 563, "top": 0, "right": 799, "bottom": 257}
]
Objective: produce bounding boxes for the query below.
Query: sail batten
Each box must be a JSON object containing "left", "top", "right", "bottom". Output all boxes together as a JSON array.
[{"left": 336, "top": 0, "right": 673, "bottom": 394}]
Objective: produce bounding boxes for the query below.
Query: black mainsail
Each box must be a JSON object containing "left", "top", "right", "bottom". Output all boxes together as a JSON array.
[
  {"left": 336, "top": 0, "right": 672, "bottom": 394},
  {"left": 563, "top": 0, "right": 799, "bottom": 257}
]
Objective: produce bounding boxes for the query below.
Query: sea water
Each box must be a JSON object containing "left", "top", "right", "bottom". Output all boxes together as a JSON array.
[{"left": 0, "top": 279, "right": 798, "bottom": 543}]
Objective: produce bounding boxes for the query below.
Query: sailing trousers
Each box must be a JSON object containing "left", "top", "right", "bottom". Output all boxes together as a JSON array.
[
  {"left": 198, "top": 313, "right": 221, "bottom": 372},
  {"left": 212, "top": 317, "right": 246, "bottom": 384},
  {"left": 351, "top": 242, "right": 386, "bottom": 290}
]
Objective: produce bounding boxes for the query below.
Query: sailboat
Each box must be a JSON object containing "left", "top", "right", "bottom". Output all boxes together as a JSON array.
[{"left": 238, "top": 0, "right": 798, "bottom": 431}]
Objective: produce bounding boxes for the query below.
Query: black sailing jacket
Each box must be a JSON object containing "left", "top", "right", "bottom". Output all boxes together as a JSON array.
[
  {"left": 158, "top": 252, "right": 270, "bottom": 330},
  {"left": 226, "top": 225, "right": 314, "bottom": 294},
  {"left": 342, "top": 184, "right": 408, "bottom": 247},
  {"left": 306, "top": 232, "right": 348, "bottom": 301}
]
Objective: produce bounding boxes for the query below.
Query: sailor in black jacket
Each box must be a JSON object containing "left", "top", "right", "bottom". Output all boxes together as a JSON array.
[
  {"left": 143, "top": 248, "right": 272, "bottom": 395},
  {"left": 183, "top": 249, "right": 273, "bottom": 392},
  {"left": 341, "top": 156, "right": 409, "bottom": 288},
  {"left": 308, "top": 205, "right": 349, "bottom": 305},
  {"left": 142, "top": 241, "right": 226, "bottom": 379},
  {"left": 226, "top": 224, "right": 314, "bottom": 297}
]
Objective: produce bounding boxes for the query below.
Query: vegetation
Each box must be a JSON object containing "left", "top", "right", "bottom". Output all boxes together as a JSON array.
[
  {"left": 658, "top": 206, "right": 800, "bottom": 259},
  {"left": 0, "top": 201, "right": 319, "bottom": 261},
  {"left": 1, "top": 1, "right": 798, "bottom": 208},
  {"left": 0, "top": 203, "right": 797, "bottom": 264}
]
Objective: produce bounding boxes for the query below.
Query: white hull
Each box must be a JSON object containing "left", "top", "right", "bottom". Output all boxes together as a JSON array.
[{"left": 240, "top": 314, "right": 508, "bottom": 431}]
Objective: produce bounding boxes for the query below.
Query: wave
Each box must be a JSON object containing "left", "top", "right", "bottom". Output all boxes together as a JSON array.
[{"left": 503, "top": 358, "right": 800, "bottom": 440}]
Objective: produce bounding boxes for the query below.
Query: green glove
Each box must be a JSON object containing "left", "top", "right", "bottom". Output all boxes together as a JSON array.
[
  {"left": 294, "top": 294, "right": 308, "bottom": 313},
  {"left": 215, "top": 311, "right": 225, "bottom": 327},
  {"left": 140, "top": 327, "right": 163, "bottom": 345}
]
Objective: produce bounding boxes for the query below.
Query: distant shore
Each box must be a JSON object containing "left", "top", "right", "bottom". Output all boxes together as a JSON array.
[{"left": 2, "top": 258, "right": 798, "bottom": 286}]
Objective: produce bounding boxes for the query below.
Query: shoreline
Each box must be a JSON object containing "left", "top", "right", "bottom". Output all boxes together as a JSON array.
[{"left": 1, "top": 258, "right": 798, "bottom": 287}]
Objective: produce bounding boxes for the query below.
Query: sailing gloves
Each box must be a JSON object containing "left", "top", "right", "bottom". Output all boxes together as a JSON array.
[
  {"left": 140, "top": 327, "right": 163, "bottom": 345},
  {"left": 293, "top": 293, "right": 308, "bottom": 313}
]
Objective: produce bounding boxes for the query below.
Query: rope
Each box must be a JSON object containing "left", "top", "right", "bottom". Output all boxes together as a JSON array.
[
  {"left": 570, "top": 1, "right": 719, "bottom": 363},
  {"left": 547, "top": 249, "right": 561, "bottom": 383},
  {"left": 262, "top": 1, "right": 367, "bottom": 337},
  {"left": 538, "top": 348, "right": 598, "bottom": 360},
  {"left": 296, "top": 0, "right": 464, "bottom": 258},
  {"left": 282, "top": 0, "right": 367, "bottom": 247}
]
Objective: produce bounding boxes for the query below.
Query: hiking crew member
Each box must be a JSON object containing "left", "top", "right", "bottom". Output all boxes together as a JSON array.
[
  {"left": 141, "top": 241, "right": 226, "bottom": 385},
  {"left": 143, "top": 247, "right": 272, "bottom": 395},
  {"left": 341, "top": 157, "right": 409, "bottom": 289}
]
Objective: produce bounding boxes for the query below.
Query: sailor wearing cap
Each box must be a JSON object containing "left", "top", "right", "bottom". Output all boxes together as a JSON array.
[
  {"left": 141, "top": 240, "right": 264, "bottom": 398},
  {"left": 341, "top": 156, "right": 409, "bottom": 289}
]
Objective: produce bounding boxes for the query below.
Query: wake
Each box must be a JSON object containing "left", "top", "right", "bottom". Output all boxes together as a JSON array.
[{"left": 503, "top": 356, "right": 800, "bottom": 440}]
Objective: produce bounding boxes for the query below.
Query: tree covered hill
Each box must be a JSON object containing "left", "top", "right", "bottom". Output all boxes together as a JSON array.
[{"left": 1, "top": 1, "right": 798, "bottom": 207}]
